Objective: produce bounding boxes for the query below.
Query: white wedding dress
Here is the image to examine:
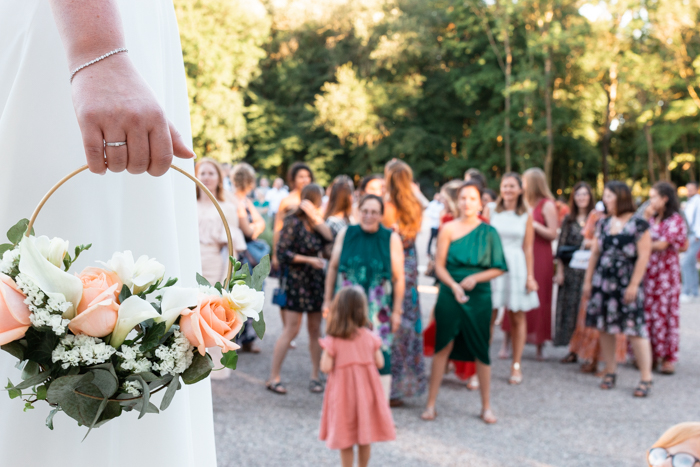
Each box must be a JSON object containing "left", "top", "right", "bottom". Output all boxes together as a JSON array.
[{"left": 0, "top": 1, "right": 217, "bottom": 466}]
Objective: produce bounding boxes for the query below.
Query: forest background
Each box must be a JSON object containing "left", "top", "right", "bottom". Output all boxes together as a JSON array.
[{"left": 174, "top": 0, "right": 700, "bottom": 198}]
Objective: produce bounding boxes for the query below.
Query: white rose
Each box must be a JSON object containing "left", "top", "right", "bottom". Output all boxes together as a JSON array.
[
  {"left": 223, "top": 284, "right": 265, "bottom": 321},
  {"left": 33, "top": 236, "right": 70, "bottom": 268},
  {"left": 110, "top": 295, "right": 161, "bottom": 348},
  {"left": 18, "top": 237, "right": 83, "bottom": 319},
  {"left": 99, "top": 251, "right": 166, "bottom": 295},
  {"left": 155, "top": 286, "right": 199, "bottom": 331}
]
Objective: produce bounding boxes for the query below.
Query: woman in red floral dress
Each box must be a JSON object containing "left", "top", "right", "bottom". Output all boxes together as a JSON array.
[{"left": 643, "top": 182, "right": 687, "bottom": 374}]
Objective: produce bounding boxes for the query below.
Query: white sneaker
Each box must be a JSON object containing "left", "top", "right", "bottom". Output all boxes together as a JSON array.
[{"left": 680, "top": 294, "right": 696, "bottom": 304}]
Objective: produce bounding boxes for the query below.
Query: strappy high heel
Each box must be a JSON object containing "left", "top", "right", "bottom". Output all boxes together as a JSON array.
[{"left": 599, "top": 373, "right": 616, "bottom": 390}]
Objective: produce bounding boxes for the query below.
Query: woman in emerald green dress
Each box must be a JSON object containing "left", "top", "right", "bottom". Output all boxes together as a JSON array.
[
  {"left": 324, "top": 194, "right": 405, "bottom": 398},
  {"left": 422, "top": 181, "right": 507, "bottom": 424}
]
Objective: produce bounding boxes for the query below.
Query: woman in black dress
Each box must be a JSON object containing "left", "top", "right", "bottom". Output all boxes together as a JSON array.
[
  {"left": 582, "top": 181, "right": 653, "bottom": 397},
  {"left": 554, "top": 182, "right": 595, "bottom": 353},
  {"left": 267, "top": 184, "right": 330, "bottom": 394}
]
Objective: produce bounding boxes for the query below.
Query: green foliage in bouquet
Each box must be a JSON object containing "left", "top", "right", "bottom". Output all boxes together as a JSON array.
[{"left": 0, "top": 219, "right": 270, "bottom": 436}]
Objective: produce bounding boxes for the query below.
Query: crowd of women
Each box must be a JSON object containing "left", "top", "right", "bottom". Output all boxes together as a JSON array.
[{"left": 192, "top": 156, "right": 694, "bottom": 429}]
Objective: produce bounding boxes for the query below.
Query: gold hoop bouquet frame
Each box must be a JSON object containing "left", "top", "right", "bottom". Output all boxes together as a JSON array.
[
  {"left": 0, "top": 163, "right": 268, "bottom": 435},
  {"left": 26, "top": 164, "right": 234, "bottom": 284}
]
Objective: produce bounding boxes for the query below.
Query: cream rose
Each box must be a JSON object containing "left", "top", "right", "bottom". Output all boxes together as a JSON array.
[
  {"left": 0, "top": 273, "right": 32, "bottom": 345},
  {"left": 99, "top": 251, "right": 165, "bottom": 295},
  {"left": 179, "top": 292, "right": 244, "bottom": 356},
  {"left": 223, "top": 284, "right": 265, "bottom": 321}
]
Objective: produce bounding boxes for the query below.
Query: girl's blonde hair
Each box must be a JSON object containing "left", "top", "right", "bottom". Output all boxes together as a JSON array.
[
  {"left": 385, "top": 159, "right": 423, "bottom": 239},
  {"left": 648, "top": 422, "right": 700, "bottom": 466},
  {"left": 440, "top": 179, "right": 463, "bottom": 218},
  {"left": 195, "top": 158, "right": 227, "bottom": 202},
  {"left": 326, "top": 286, "right": 369, "bottom": 339},
  {"left": 495, "top": 172, "right": 527, "bottom": 216},
  {"left": 523, "top": 167, "right": 554, "bottom": 206}
]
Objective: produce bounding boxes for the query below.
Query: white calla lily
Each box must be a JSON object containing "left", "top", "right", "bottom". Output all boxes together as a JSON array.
[
  {"left": 223, "top": 284, "right": 265, "bottom": 321},
  {"left": 19, "top": 236, "right": 83, "bottom": 319},
  {"left": 33, "top": 236, "right": 70, "bottom": 268},
  {"left": 99, "top": 251, "right": 166, "bottom": 295},
  {"left": 155, "top": 286, "right": 198, "bottom": 331},
  {"left": 110, "top": 295, "right": 161, "bottom": 348}
]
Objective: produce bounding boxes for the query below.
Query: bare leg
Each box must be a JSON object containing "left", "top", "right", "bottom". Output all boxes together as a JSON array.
[
  {"left": 599, "top": 332, "right": 617, "bottom": 375},
  {"left": 340, "top": 447, "right": 354, "bottom": 467},
  {"left": 629, "top": 336, "right": 653, "bottom": 382},
  {"left": 358, "top": 445, "right": 371, "bottom": 467},
  {"left": 476, "top": 360, "right": 496, "bottom": 423},
  {"left": 269, "top": 311, "right": 303, "bottom": 382},
  {"left": 423, "top": 340, "right": 454, "bottom": 417},
  {"left": 509, "top": 311, "right": 526, "bottom": 382},
  {"left": 307, "top": 312, "right": 323, "bottom": 381}
]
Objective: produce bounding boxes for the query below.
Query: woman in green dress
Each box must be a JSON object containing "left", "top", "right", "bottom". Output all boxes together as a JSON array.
[
  {"left": 422, "top": 181, "right": 507, "bottom": 424},
  {"left": 324, "top": 194, "right": 405, "bottom": 397}
]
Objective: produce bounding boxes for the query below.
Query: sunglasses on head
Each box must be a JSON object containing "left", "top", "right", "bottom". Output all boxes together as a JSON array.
[{"left": 648, "top": 447, "right": 700, "bottom": 467}]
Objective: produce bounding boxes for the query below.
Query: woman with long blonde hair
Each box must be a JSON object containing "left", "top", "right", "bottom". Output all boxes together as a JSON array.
[
  {"left": 647, "top": 422, "right": 700, "bottom": 466},
  {"left": 382, "top": 159, "right": 427, "bottom": 405},
  {"left": 521, "top": 168, "right": 558, "bottom": 359}
]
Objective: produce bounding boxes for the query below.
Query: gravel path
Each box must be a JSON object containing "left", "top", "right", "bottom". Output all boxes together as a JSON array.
[{"left": 213, "top": 226, "right": 700, "bottom": 467}]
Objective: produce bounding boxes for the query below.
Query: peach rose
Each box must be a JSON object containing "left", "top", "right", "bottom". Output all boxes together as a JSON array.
[
  {"left": 179, "top": 293, "right": 244, "bottom": 356},
  {"left": 68, "top": 267, "right": 122, "bottom": 337},
  {"left": 0, "top": 273, "right": 32, "bottom": 345}
]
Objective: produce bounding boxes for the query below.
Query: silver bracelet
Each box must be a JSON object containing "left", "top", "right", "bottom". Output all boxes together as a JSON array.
[{"left": 69, "top": 48, "right": 128, "bottom": 83}]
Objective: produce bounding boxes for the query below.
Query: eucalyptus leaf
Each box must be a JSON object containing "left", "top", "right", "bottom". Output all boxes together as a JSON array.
[
  {"left": 88, "top": 368, "right": 118, "bottom": 398},
  {"left": 181, "top": 352, "right": 214, "bottom": 385},
  {"left": 46, "top": 373, "right": 104, "bottom": 426},
  {"left": 24, "top": 327, "right": 60, "bottom": 367},
  {"left": 92, "top": 402, "right": 122, "bottom": 428},
  {"left": 8, "top": 388, "right": 21, "bottom": 399},
  {"left": 163, "top": 277, "right": 178, "bottom": 287},
  {"left": 7, "top": 219, "right": 32, "bottom": 245},
  {"left": 83, "top": 396, "right": 110, "bottom": 440},
  {"left": 160, "top": 374, "right": 181, "bottom": 411},
  {"left": 1, "top": 341, "right": 26, "bottom": 361},
  {"left": 220, "top": 350, "right": 239, "bottom": 370},
  {"left": 46, "top": 407, "right": 60, "bottom": 430},
  {"left": 252, "top": 310, "right": 266, "bottom": 340},
  {"left": 21, "top": 360, "right": 40, "bottom": 380},
  {"left": 14, "top": 371, "right": 50, "bottom": 390},
  {"left": 36, "top": 384, "right": 47, "bottom": 400},
  {"left": 251, "top": 255, "right": 271, "bottom": 292},
  {"left": 196, "top": 273, "right": 211, "bottom": 287},
  {"left": 127, "top": 375, "right": 151, "bottom": 419}
]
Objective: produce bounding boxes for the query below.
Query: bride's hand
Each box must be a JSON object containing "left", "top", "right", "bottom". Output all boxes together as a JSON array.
[{"left": 71, "top": 53, "right": 195, "bottom": 176}]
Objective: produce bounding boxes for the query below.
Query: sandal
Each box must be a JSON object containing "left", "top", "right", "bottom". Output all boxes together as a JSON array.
[
  {"left": 309, "top": 379, "right": 325, "bottom": 393},
  {"left": 659, "top": 361, "right": 675, "bottom": 375},
  {"left": 420, "top": 407, "right": 437, "bottom": 421},
  {"left": 389, "top": 398, "right": 404, "bottom": 408},
  {"left": 466, "top": 376, "right": 480, "bottom": 391},
  {"left": 599, "top": 373, "right": 616, "bottom": 390},
  {"left": 508, "top": 363, "right": 523, "bottom": 385},
  {"left": 634, "top": 380, "right": 653, "bottom": 398},
  {"left": 480, "top": 409, "right": 497, "bottom": 424},
  {"left": 560, "top": 352, "right": 578, "bottom": 364},
  {"left": 241, "top": 342, "right": 261, "bottom": 354},
  {"left": 580, "top": 361, "right": 598, "bottom": 374},
  {"left": 266, "top": 381, "right": 287, "bottom": 395}
]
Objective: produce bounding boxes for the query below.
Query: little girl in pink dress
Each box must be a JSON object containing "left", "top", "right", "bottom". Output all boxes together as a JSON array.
[{"left": 319, "top": 286, "right": 396, "bottom": 467}]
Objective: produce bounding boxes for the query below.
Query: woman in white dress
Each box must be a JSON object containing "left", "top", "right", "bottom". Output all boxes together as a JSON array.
[
  {"left": 488, "top": 173, "right": 539, "bottom": 385},
  {"left": 0, "top": 1, "right": 217, "bottom": 465}
]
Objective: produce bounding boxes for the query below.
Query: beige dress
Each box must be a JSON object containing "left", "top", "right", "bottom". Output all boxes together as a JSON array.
[{"left": 198, "top": 198, "right": 246, "bottom": 285}]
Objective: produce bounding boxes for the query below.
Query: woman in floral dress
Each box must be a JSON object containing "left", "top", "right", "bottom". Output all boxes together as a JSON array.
[
  {"left": 643, "top": 182, "right": 687, "bottom": 374},
  {"left": 583, "top": 181, "right": 654, "bottom": 397},
  {"left": 324, "top": 194, "right": 405, "bottom": 400},
  {"left": 383, "top": 160, "right": 428, "bottom": 406},
  {"left": 267, "top": 184, "right": 330, "bottom": 395}
]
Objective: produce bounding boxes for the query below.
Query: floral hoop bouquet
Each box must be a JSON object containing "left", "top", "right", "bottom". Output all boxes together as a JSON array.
[{"left": 0, "top": 165, "right": 269, "bottom": 437}]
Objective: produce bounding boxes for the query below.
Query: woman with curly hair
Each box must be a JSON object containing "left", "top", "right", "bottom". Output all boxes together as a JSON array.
[{"left": 382, "top": 160, "right": 427, "bottom": 406}]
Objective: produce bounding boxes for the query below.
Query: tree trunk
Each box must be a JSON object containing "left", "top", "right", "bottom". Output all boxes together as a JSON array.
[
  {"left": 644, "top": 122, "right": 656, "bottom": 184},
  {"left": 544, "top": 46, "right": 554, "bottom": 186},
  {"left": 601, "top": 63, "right": 618, "bottom": 184},
  {"left": 503, "top": 6, "right": 512, "bottom": 173},
  {"left": 663, "top": 149, "right": 671, "bottom": 181}
]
